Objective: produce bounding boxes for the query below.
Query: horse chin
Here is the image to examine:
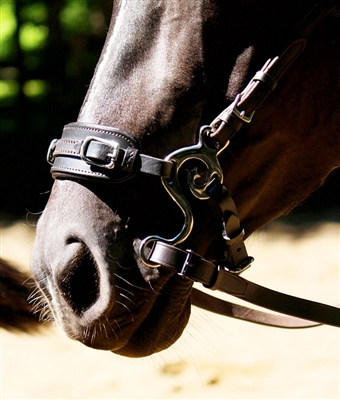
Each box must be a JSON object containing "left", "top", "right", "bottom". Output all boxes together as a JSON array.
[{"left": 112, "top": 276, "right": 192, "bottom": 357}]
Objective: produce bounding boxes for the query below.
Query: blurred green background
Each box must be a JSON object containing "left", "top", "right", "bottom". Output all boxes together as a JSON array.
[
  {"left": 0, "top": 0, "right": 112, "bottom": 220},
  {"left": 0, "top": 0, "right": 338, "bottom": 222}
]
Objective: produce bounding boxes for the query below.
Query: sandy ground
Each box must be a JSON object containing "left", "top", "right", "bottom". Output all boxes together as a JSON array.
[{"left": 0, "top": 220, "right": 339, "bottom": 400}]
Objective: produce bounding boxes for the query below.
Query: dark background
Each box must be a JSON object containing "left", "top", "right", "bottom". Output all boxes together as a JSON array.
[
  {"left": 1, "top": 0, "right": 338, "bottom": 224},
  {"left": 1, "top": 0, "right": 112, "bottom": 221}
]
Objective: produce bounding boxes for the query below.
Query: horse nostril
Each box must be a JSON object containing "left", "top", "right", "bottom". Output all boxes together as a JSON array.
[
  {"left": 58, "top": 244, "right": 100, "bottom": 316},
  {"left": 65, "top": 236, "right": 80, "bottom": 245}
]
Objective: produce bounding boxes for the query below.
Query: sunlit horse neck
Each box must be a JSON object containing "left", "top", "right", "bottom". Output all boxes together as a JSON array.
[{"left": 79, "top": 1, "right": 205, "bottom": 154}]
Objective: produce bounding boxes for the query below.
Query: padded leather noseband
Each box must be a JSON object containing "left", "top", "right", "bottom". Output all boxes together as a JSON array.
[{"left": 48, "top": 122, "right": 173, "bottom": 182}]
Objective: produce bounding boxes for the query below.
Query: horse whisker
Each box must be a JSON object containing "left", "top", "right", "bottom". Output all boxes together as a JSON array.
[
  {"left": 115, "top": 285, "right": 134, "bottom": 296},
  {"left": 83, "top": 325, "right": 89, "bottom": 340},
  {"left": 114, "top": 319, "right": 122, "bottom": 333},
  {"left": 116, "top": 260, "right": 133, "bottom": 270},
  {"left": 28, "top": 292, "right": 44, "bottom": 304},
  {"left": 105, "top": 316, "right": 118, "bottom": 340},
  {"left": 114, "top": 273, "right": 149, "bottom": 291},
  {"left": 124, "top": 217, "right": 130, "bottom": 229},
  {"left": 115, "top": 301, "right": 134, "bottom": 322},
  {"left": 148, "top": 280, "right": 160, "bottom": 295},
  {"left": 119, "top": 293, "right": 136, "bottom": 305},
  {"left": 91, "top": 324, "right": 97, "bottom": 346},
  {"left": 102, "top": 321, "right": 109, "bottom": 340}
]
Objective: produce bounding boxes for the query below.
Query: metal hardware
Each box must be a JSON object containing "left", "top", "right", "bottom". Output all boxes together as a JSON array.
[
  {"left": 178, "top": 250, "right": 197, "bottom": 277},
  {"left": 231, "top": 94, "right": 256, "bottom": 124},
  {"left": 80, "top": 136, "right": 119, "bottom": 169},
  {"left": 139, "top": 126, "right": 223, "bottom": 268},
  {"left": 222, "top": 254, "right": 254, "bottom": 274},
  {"left": 46, "top": 139, "right": 58, "bottom": 165},
  {"left": 222, "top": 224, "right": 254, "bottom": 273},
  {"left": 163, "top": 125, "right": 223, "bottom": 198}
]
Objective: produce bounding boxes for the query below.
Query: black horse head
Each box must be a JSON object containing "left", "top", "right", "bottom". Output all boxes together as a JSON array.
[{"left": 31, "top": 1, "right": 340, "bottom": 357}]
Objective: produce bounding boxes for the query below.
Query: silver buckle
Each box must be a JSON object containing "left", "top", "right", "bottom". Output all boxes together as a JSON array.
[
  {"left": 231, "top": 94, "right": 255, "bottom": 123},
  {"left": 178, "top": 249, "right": 203, "bottom": 277},
  {"left": 80, "top": 136, "right": 119, "bottom": 169}
]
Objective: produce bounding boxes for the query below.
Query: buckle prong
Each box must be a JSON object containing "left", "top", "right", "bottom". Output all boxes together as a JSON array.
[
  {"left": 231, "top": 94, "right": 255, "bottom": 124},
  {"left": 80, "top": 136, "right": 119, "bottom": 169}
]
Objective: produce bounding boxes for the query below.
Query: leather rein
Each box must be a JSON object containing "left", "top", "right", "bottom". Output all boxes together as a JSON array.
[{"left": 47, "top": 2, "right": 340, "bottom": 329}]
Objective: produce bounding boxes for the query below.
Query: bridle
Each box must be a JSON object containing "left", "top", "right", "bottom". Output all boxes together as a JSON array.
[{"left": 47, "top": 2, "right": 340, "bottom": 329}]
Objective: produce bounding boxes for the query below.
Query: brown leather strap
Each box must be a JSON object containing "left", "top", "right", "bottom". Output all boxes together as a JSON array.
[
  {"left": 150, "top": 241, "right": 340, "bottom": 328},
  {"left": 191, "top": 288, "right": 320, "bottom": 328}
]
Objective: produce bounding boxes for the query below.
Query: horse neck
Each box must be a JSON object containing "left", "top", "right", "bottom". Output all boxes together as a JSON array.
[{"left": 221, "top": 8, "right": 340, "bottom": 234}]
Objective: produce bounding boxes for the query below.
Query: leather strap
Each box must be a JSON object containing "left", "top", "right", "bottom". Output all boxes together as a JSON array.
[
  {"left": 191, "top": 288, "right": 320, "bottom": 328},
  {"left": 206, "top": 179, "right": 254, "bottom": 273},
  {"left": 210, "top": 1, "right": 339, "bottom": 148},
  {"left": 150, "top": 241, "right": 340, "bottom": 328},
  {"left": 48, "top": 122, "right": 173, "bottom": 182}
]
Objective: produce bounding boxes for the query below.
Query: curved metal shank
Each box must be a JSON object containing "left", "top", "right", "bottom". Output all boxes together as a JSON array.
[{"left": 139, "top": 127, "right": 223, "bottom": 267}]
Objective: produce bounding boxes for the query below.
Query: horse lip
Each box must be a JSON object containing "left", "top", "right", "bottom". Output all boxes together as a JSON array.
[
  {"left": 64, "top": 299, "right": 146, "bottom": 352},
  {"left": 110, "top": 273, "right": 192, "bottom": 357}
]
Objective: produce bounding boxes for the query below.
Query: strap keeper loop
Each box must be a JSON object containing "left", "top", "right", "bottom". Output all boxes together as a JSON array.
[{"left": 253, "top": 70, "right": 278, "bottom": 91}]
